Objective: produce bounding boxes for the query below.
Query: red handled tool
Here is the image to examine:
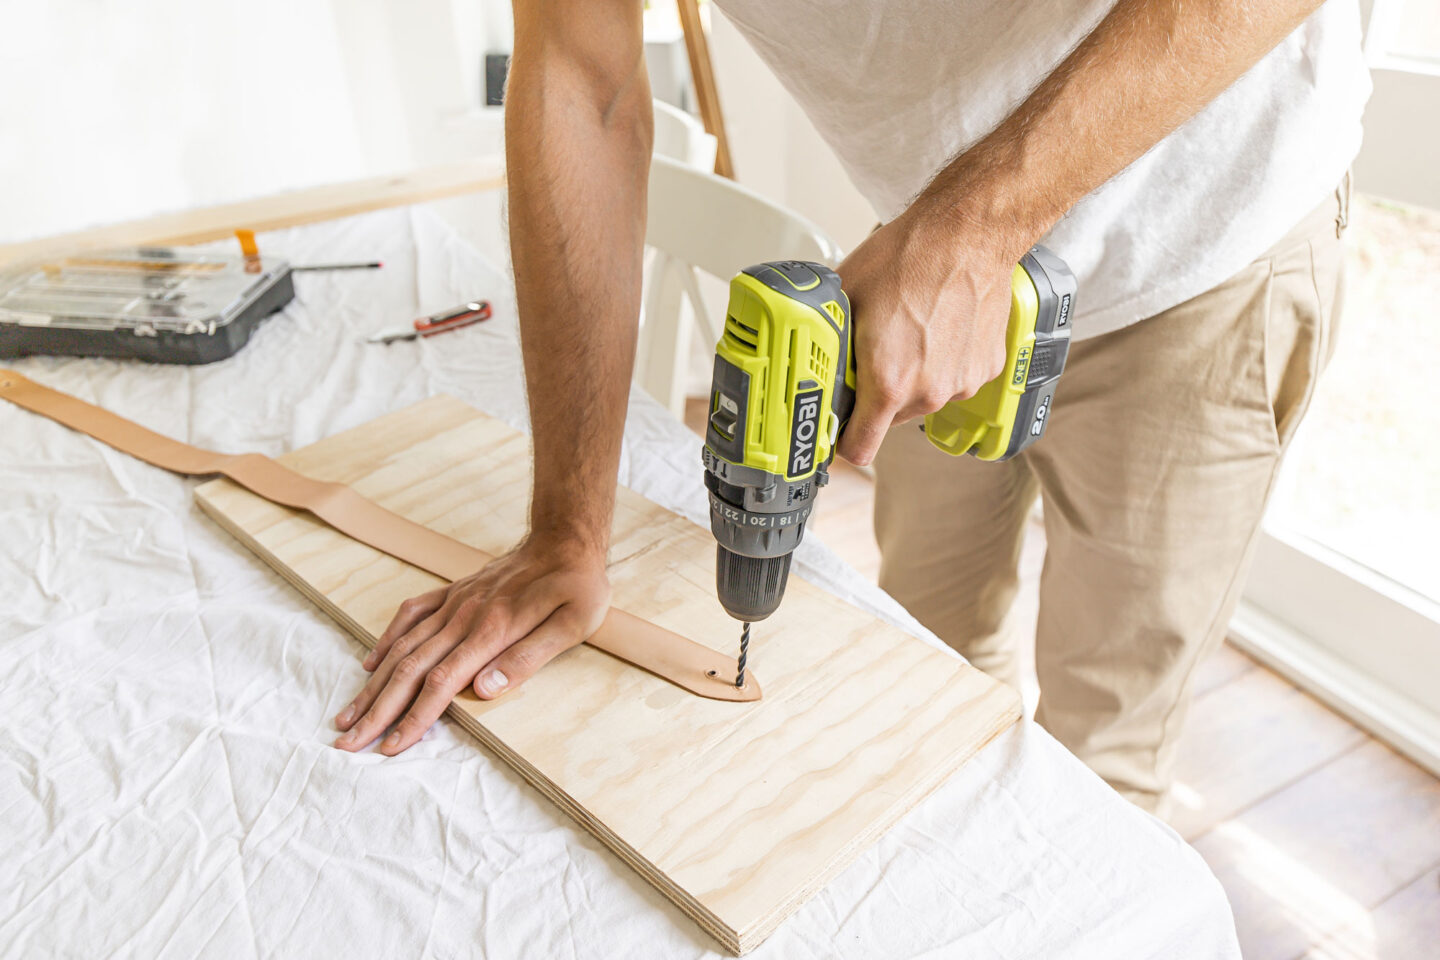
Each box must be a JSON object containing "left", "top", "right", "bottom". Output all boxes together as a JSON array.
[{"left": 367, "top": 301, "right": 491, "bottom": 344}]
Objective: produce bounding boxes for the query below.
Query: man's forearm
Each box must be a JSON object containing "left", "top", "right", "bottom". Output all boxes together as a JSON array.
[
  {"left": 331, "top": 6, "right": 654, "bottom": 751},
  {"left": 507, "top": 4, "right": 653, "bottom": 555},
  {"left": 917, "top": 0, "right": 1326, "bottom": 255}
]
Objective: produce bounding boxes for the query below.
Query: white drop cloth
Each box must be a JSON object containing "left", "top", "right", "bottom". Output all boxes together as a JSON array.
[{"left": 0, "top": 207, "right": 1240, "bottom": 959}]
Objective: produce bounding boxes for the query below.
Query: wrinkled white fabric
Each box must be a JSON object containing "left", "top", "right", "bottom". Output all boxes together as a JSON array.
[
  {"left": 0, "top": 208, "right": 1239, "bottom": 959},
  {"left": 713, "top": 0, "right": 1370, "bottom": 340}
]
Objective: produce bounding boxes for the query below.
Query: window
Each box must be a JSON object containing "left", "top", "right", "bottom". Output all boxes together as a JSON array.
[{"left": 1234, "top": 0, "right": 1440, "bottom": 779}]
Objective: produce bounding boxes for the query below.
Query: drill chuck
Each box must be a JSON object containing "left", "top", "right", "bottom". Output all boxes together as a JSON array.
[
  {"left": 704, "top": 463, "right": 809, "bottom": 621},
  {"left": 714, "top": 546, "right": 792, "bottom": 622}
]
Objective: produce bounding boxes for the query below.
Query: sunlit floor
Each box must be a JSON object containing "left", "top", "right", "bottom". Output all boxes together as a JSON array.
[{"left": 684, "top": 400, "right": 1440, "bottom": 960}]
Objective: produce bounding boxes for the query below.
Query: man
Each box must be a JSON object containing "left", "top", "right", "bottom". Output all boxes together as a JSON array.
[{"left": 332, "top": 0, "right": 1368, "bottom": 814}]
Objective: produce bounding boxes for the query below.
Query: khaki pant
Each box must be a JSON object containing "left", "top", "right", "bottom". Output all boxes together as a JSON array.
[{"left": 873, "top": 183, "right": 1350, "bottom": 814}]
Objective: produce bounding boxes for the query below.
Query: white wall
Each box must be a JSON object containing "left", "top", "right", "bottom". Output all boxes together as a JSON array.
[
  {"left": 0, "top": 0, "right": 876, "bottom": 262},
  {"left": 0, "top": 0, "right": 505, "bottom": 247}
]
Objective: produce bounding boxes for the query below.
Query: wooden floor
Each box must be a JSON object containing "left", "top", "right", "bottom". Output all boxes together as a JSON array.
[{"left": 684, "top": 399, "right": 1440, "bottom": 960}]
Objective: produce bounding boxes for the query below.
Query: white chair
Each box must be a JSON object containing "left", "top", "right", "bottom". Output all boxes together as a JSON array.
[
  {"left": 638, "top": 153, "right": 841, "bottom": 418},
  {"left": 651, "top": 98, "right": 718, "bottom": 173}
]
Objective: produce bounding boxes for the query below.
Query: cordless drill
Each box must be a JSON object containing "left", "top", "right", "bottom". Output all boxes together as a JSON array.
[{"left": 701, "top": 251, "right": 1076, "bottom": 686}]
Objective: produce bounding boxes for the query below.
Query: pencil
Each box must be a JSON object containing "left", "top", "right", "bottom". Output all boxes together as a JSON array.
[{"left": 291, "top": 262, "right": 384, "bottom": 272}]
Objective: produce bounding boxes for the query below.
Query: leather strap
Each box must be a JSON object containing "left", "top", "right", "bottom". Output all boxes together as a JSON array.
[{"left": 0, "top": 370, "right": 759, "bottom": 702}]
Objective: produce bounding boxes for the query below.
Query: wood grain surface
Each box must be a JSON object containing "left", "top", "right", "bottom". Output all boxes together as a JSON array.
[
  {"left": 193, "top": 395, "right": 1020, "bottom": 954},
  {"left": 0, "top": 159, "right": 504, "bottom": 268}
]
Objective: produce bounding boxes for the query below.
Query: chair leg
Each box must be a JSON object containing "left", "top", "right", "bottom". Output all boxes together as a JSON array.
[
  {"left": 637, "top": 253, "right": 692, "bottom": 419},
  {"left": 680, "top": 263, "right": 720, "bottom": 347}
]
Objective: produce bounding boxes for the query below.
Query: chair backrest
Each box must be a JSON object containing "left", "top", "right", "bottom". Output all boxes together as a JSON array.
[
  {"left": 636, "top": 154, "right": 841, "bottom": 417},
  {"left": 645, "top": 154, "right": 841, "bottom": 279},
  {"left": 651, "top": 99, "right": 718, "bottom": 172}
]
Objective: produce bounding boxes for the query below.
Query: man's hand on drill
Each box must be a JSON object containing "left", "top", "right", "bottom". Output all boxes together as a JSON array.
[
  {"left": 835, "top": 204, "right": 1025, "bottom": 467},
  {"left": 331, "top": 537, "right": 609, "bottom": 755}
]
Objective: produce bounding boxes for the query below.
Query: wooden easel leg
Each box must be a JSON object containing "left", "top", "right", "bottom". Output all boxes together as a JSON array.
[{"left": 676, "top": 0, "right": 735, "bottom": 179}]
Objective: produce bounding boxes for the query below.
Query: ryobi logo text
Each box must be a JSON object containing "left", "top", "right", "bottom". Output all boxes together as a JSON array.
[{"left": 788, "top": 389, "right": 823, "bottom": 477}]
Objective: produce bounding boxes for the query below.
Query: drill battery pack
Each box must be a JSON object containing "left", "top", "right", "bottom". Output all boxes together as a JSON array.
[{"left": 922, "top": 245, "right": 1076, "bottom": 461}]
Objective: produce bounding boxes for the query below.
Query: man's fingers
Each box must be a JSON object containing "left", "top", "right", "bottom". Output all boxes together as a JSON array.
[
  {"left": 336, "top": 600, "right": 488, "bottom": 744},
  {"left": 377, "top": 639, "right": 498, "bottom": 756},
  {"left": 472, "top": 606, "right": 589, "bottom": 701},
  {"left": 836, "top": 380, "right": 900, "bottom": 466},
  {"left": 366, "top": 587, "right": 446, "bottom": 670},
  {"left": 334, "top": 626, "right": 465, "bottom": 752},
  {"left": 336, "top": 607, "right": 449, "bottom": 731},
  {"left": 335, "top": 575, "right": 577, "bottom": 753},
  {"left": 371, "top": 579, "right": 575, "bottom": 753}
]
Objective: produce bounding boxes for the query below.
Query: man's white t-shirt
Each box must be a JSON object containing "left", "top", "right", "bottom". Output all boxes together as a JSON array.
[{"left": 712, "top": 0, "right": 1371, "bottom": 340}]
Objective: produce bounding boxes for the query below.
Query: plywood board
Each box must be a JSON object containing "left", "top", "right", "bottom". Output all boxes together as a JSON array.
[{"left": 194, "top": 395, "right": 1020, "bottom": 954}]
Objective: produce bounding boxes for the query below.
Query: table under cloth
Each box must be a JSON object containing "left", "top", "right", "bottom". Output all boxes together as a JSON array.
[{"left": 0, "top": 205, "right": 1240, "bottom": 959}]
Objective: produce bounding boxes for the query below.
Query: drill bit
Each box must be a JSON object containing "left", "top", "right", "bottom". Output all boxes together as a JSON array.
[{"left": 735, "top": 621, "right": 751, "bottom": 688}]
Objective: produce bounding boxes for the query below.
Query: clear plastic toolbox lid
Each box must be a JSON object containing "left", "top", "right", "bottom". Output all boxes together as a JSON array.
[{"left": 0, "top": 248, "right": 289, "bottom": 335}]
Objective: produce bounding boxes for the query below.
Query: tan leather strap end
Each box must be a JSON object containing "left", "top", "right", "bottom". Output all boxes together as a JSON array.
[{"left": 0, "top": 369, "right": 759, "bottom": 702}]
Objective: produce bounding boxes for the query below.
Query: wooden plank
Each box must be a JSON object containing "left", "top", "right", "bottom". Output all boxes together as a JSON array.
[
  {"left": 1191, "top": 738, "right": 1440, "bottom": 960},
  {"left": 677, "top": 0, "right": 735, "bottom": 179},
  {"left": 1304, "top": 864, "right": 1440, "bottom": 960},
  {"left": 0, "top": 159, "right": 505, "bottom": 268},
  {"left": 192, "top": 395, "right": 1020, "bottom": 954},
  {"left": 1169, "top": 666, "right": 1368, "bottom": 840},
  {"left": 1192, "top": 640, "right": 1259, "bottom": 699}
]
